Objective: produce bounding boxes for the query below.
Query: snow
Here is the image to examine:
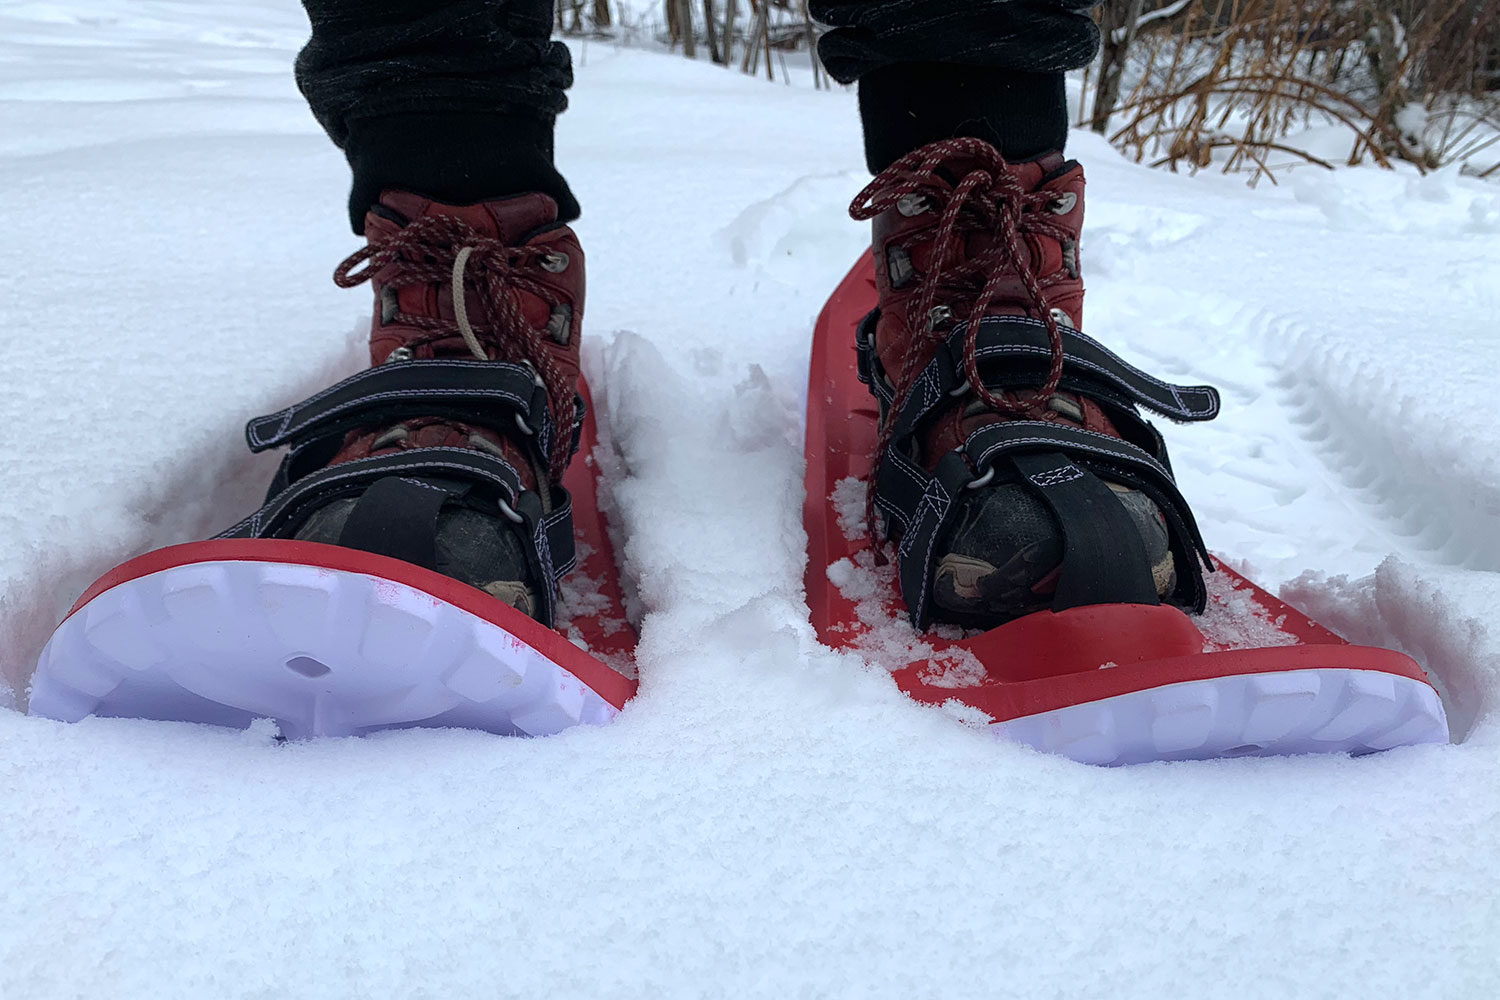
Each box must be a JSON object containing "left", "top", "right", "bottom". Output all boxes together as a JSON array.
[
  {"left": 830, "top": 474, "right": 867, "bottom": 541},
  {"left": 1197, "top": 569, "right": 1299, "bottom": 652},
  {"left": 824, "top": 479, "right": 987, "bottom": 683},
  {"left": 2, "top": 2, "right": 1499, "bottom": 997}
]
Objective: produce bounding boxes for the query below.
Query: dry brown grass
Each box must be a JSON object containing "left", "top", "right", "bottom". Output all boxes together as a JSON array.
[{"left": 1089, "top": 0, "right": 1500, "bottom": 182}]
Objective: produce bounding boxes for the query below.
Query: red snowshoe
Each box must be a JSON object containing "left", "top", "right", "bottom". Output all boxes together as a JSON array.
[
  {"left": 29, "top": 192, "right": 636, "bottom": 738},
  {"left": 804, "top": 252, "right": 1449, "bottom": 765}
]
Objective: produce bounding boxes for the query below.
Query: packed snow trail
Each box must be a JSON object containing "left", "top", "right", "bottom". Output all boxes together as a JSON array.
[{"left": 2, "top": 3, "right": 1498, "bottom": 998}]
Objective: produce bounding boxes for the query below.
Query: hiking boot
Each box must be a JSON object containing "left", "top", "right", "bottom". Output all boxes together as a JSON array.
[
  {"left": 851, "top": 138, "right": 1214, "bottom": 628},
  {"left": 261, "top": 190, "right": 584, "bottom": 622}
]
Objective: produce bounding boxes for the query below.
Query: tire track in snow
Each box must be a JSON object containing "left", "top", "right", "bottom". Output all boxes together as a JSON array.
[
  {"left": 1266, "top": 308, "right": 1500, "bottom": 571},
  {"left": 1098, "top": 289, "right": 1493, "bottom": 582}
]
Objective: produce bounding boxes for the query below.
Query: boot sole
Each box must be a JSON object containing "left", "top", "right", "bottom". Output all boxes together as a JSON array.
[{"left": 28, "top": 540, "right": 632, "bottom": 739}]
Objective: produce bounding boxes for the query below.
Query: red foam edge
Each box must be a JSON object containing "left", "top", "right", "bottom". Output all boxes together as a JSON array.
[
  {"left": 802, "top": 254, "right": 1432, "bottom": 723},
  {"left": 61, "top": 380, "right": 637, "bottom": 712}
]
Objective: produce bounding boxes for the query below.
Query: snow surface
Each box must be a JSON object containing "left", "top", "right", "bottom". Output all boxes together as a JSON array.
[{"left": 2, "top": 3, "right": 1499, "bottom": 997}]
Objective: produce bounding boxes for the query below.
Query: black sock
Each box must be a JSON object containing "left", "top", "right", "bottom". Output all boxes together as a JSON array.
[
  {"left": 857, "top": 63, "right": 1068, "bottom": 172},
  {"left": 343, "top": 111, "right": 580, "bottom": 232}
]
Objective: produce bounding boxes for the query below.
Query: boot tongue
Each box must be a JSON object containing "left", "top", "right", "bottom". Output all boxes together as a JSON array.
[
  {"left": 904, "top": 151, "right": 1077, "bottom": 301},
  {"left": 931, "top": 151, "right": 1067, "bottom": 195},
  {"left": 367, "top": 190, "right": 561, "bottom": 245}
]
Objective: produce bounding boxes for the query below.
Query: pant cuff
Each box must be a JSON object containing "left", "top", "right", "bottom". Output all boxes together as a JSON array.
[
  {"left": 858, "top": 64, "right": 1068, "bottom": 172},
  {"left": 343, "top": 111, "right": 579, "bottom": 232}
]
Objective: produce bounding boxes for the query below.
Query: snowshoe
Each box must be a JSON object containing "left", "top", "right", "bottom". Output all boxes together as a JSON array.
[
  {"left": 805, "top": 140, "right": 1448, "bottom": 765},
  {"left": 29, "top": 193, "right": 636, "bottom": 738}
]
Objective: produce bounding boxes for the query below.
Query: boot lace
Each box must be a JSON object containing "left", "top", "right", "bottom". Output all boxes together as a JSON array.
[
  {"left": 333, "top": 214, "right": 574, "bottom": 480},
  {"left": 849, "top": 137, "right": 1073, "bottom": 553}
]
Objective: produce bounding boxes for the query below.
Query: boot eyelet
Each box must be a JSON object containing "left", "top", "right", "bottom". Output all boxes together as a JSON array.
[
  {"left": 546, "top": 304, "right": 573, "bottom": 346},
  {"left": 380, "top": 286, "right": 400, "bottom": 325},
  {"left": 927, "top": 305, "right": 953, "bottom": 330},
  {"left": 540, "top": 251, "right": 570, "bottom": 273},
  {"left": 1061, "top": 238, "right": 1080, "bottom": 279},
  {"left": 1048, "top": 191, "right": 1078, "bottom": 215},
  {"left": 384, "top": 345, "right": 414, "bottom": 364},
  {"left": 886, "top": 245, "right": 915, "bottom": 289},
  {"left": 518, "top": 360, "right": 546, "bottom": 387},
  {"left": 897, "top": 193, "right": 931, "bottom": 217},
  {"left": 497, "top": 497, "right": 525, "bottom": 524},
  {"left": 1048, "top": 307, "right": 1075, "bottom": 329},
  {"left": 966, "top": 466, "right": 996, "bottom": 490}
]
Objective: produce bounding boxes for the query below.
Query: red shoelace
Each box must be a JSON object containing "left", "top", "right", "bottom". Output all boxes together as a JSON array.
[
  {"left": 849, "top": 137, "right": 1073, "bottom": 552},
  {"left": 334, "top": 214, "right": 575, "bottom": 480}
]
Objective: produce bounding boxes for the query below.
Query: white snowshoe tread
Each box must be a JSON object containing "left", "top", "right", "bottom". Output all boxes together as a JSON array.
[
  {"left": 28, "top": 559, "right": 620, "bottom": 739},
  {"left": 992, "top": 667, "right": 1447, "bottom": 766}
]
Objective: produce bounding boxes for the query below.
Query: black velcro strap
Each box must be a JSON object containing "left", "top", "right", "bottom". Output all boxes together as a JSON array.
[
  {"left": 245, "top": 359, "right": 554, "bottom": 460},
  {"left": 966, "top": 316, "right": 1219, "bottom": 420},
  {"left": 857, "top": 305, "right": 1219, "bottom": 629},
  {"left": 854, "top": 309, "right": 879, "bottom": 387},
  {"left": 335, "top": 475, "right": 453, "bottom": 571},
  {"left": 216, "top": 447, "right": 577, "bottom": 628},
  {"left": 1010, "top": 452, "right": 1161, "bottom": 611},
  {"left": 870, "top": 419, "right": 1211, "bottom": 627},
  {"left": 965, "top": 420, "right": 1176, "bottom": 486},
  {"left": 217, "top": 447, "right": 526, "bottom": 543},
  {"left": 870, "top": 449, "right": 974, "bottom": 628},
  {"left": 536, "top": 492, "right": 578, "bottom": 589},
  {"left": 495, "top": 487, "right": 577, "bottom": 628},
  {"left": 964, "top": 419, "right": 1211, "bottom": 577},
  {"left": 864, "top": 316, "right": 1220, "bottom": 444}
]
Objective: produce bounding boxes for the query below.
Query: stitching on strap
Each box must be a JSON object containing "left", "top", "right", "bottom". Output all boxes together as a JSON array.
[
  {"left": 975, "top": 315, "right": 1216, "bottom": 404},
  {"left": 967, "top": 423, "right": 1174, "bottom": 482},
  {"left": 221, "top": 447, "right": 525, "bottom": 539},
  {"left": 247, "top": 371, "right": 539, "bottom": 449}
]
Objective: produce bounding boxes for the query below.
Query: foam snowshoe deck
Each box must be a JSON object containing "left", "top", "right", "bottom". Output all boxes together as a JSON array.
[
  {"left": 28, "top": 380, "right": 636, "bottom": 739},
  {"left": 804, "top": 254, "right": 1448, "bottom": 764}
]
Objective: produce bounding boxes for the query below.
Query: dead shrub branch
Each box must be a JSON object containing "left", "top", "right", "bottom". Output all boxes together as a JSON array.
[{"left": 1089, "top": 0, "right": 1500, "bottom": 183}]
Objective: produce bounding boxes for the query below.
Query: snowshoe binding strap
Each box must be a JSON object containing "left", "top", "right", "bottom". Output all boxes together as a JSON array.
[
  {"left": 862, "top": 311, "right": 1217, "bottom": 629},
  {"left": 849, "top": 139, "right": 1219, "bottom": 630},
  {"left": 860, "top": 314, "right": 1220, "bottom": 435},
  {"left": 216, "top": 444, "right": 577, "bottom": 627},
  {"left": 244, "top": 358, "right": 583, "bottom": 474},
  {"left": 226, "top": 354, "right": 584, "bottom": 628}
]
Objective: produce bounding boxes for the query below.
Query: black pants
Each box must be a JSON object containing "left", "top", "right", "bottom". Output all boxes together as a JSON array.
[{"left": 296, "top": 0, "right": 1099, "bottom": 231}]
